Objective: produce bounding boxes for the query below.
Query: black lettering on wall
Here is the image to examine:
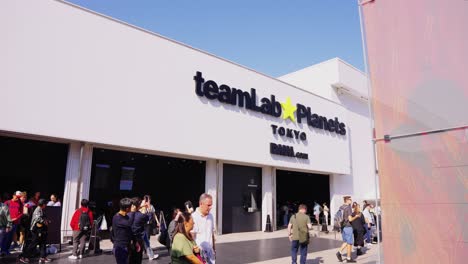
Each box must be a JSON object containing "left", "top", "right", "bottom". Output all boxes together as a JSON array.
[
  {"left": 278, "top": 127, "right": 286, "bottom": 136},
  {"left": 203, "top": 80, "right": 219, "bottom": 100},
  {"left": 194, "top": 71, "right": 348, "bottom": 138},
  {"left": 293, "top": 130, "right": 300, "bottom": 139},
  {"left": 328, "top": 119, "right": 335, "bottom": 132},
  {"left": 260, "top": 98, "right": 272, "bottom": 114},
  {"left": 218, "top": 84, "right": 231, "bottom": 103},
  {"left": 194, "top": 71, "right": 205, "bottom": 96},
  {"left": 296, "top": 104, "right": 308, "bottom": 124},
  {"left": 271, "top": 124, "right": 278, "bottom": 134},
  {"left": 271, "top": 95, "right": 282, "bottom": 118},
  {"left": 339, "top": 123, "right": 347, "bottom": 135},
  {"left": 300, "top": 132, "right": 307, "bottom": 141},
  {"left": 231, "top": 88, "right": 252, "bottom": 109}
]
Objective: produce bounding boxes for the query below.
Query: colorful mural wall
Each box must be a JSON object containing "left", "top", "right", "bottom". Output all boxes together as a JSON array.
[{"left": 360, "top": 0, "right": 468, "bottom": 263}]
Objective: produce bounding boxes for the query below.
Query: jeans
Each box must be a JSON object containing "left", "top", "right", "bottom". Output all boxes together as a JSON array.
[
  {"left": 1, "top": 224, "right": 16, "bottom": 254},
  {"left": 283, "top": 213, "right": 289, "bottom": 226},
  {"left": 0, "top": 227, "right": 6, "bottom": 254},
  {"left": 363, "top": 224, "right": 371, "bottom": 243},
  {"left": 72, "top": 230, "right": 88, "bottom": 256},
  {"left": 113, "top": 246, "right": 129, "bottom": 264},
  {"left": 291, "top": 240, "right": 308, "bottom": 264},
  {"left": 143, "top": 231, "right": 155, "bottom": 259}
]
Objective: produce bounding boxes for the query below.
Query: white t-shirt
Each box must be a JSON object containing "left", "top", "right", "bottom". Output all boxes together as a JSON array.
[
  {"left": 362, "top": 208, "right": 373, "bottom": 224},
  {"left": 192, "top": 208, "right": 215, "bottom": 263},
  {"left": 47, "top": 201, "right": 61, "bottom": 207}
]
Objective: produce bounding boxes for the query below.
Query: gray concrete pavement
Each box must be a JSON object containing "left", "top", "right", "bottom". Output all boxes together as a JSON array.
[{"left": 0, "top": 228, "right": 380, "bottom": 263}]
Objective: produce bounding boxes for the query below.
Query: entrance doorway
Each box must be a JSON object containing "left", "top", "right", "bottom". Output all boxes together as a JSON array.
[
  {"left": 89, "top": 148, "right": 206, "bottom": 224},
  {"left": 276, "top": 170, "right": 330, "bottom": 228},
  {"left": 0, "top": 135, "right": 68, "bottom": 202},
  {"left": 222, "top": 164, "right": 262, "bottom": 234}
]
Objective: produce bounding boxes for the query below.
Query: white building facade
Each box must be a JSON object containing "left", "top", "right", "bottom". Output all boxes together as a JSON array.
[{"left": 0, "top": 0, "right": 375, "bottom": 240}]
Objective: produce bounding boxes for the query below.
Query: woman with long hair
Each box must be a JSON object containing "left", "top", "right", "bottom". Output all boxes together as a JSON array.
[
  {"left": 170, "top": 212, "right": 203, "bottom": 264},
  {"left": 351, "top": 203, "right": 366, "bottom": 256},
  {"left": 168, "top": 208, "right": 181, "bottom": 246},
  {"left": 140, "top": 195, "right": 159, "bottom": 260}
]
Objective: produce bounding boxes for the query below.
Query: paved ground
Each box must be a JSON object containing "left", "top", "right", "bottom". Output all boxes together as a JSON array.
[{"left": 0, "top": 228, "right": 380, "bottom": 263}]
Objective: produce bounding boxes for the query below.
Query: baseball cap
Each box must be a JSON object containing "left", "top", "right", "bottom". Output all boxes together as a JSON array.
[{"left": 15, "top": 191, "right": 22, "bottom": 196}]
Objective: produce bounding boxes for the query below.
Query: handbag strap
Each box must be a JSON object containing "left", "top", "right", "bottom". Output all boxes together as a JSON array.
[{"left": 159, "top": 211, "right": 167, "bottom": 227}]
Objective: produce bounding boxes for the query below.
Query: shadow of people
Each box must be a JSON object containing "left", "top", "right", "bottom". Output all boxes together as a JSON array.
[{"left": 306, "top": 257, "right": 324, "bottom": 264}]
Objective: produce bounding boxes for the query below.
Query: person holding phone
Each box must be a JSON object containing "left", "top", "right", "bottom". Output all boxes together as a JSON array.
[
  {"left": 140, "top": 195, "right": 159, "bottom": 260},
  {"left": 184, "top": 201, "right": 194, "bottom": 214}
]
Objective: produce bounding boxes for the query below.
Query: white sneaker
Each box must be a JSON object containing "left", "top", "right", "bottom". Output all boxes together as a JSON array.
[
  {"left": 68, "top": 255, "right": 78, "bottom": 260},
  {"left": 150, "top": 254, "right": 159, "bottom": 260},
  {"left": 78, "top": 255, "right": 83, "bottom": 259}
]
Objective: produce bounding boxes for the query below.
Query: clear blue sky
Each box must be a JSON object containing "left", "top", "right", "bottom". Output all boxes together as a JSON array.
[{"left": 67, "top": 0, "right": 364, "bottom": 77}]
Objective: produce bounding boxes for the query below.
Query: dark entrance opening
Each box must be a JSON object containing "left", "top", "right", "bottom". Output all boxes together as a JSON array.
[
  {"left": 0, "top": 135, "right": 68, "bottom": 202},
  {"left": 90, "top": 148, "right": 205, "bottom": 224},
  {"left": 222, "top": 164, "right": 262, "bottom": 234},
  {"left": 276, "top": 170, "right": 330, "bottom": 228}
]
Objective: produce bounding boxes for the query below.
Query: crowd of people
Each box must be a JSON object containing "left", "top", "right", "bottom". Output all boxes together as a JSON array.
[
  {"left": 110, "top": 193, "right": 216, "bottom": 264},
  {"left": 2, "top": 189, "right": 380, "bottom": 264},
  {"left": 1, "top": 189, "right": 217, "bottom": 264},
  {"left": 335, "top": 196, "right": 378, "bottom": 263},
  {"left": 286, "top": 196, "right": 379, "bottom": 264},
  {"left": 280, "top": 201, "right": 330, "bottom": 228},
  {"left": 0, "top": 191, "right": 61, "bottom": 263}
]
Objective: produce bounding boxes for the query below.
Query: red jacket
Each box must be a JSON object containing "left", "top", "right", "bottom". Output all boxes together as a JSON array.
[{"left": 70, "top": 207, "right": 94, "bottom": 231}]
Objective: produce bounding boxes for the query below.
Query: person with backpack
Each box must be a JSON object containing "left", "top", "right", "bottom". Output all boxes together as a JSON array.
[
  {"left": 287, "top": 204, "right": 312, "bottom": 264},
  {"left": 19, "top": 198, "right": 51, "bottom": 263},
  {"left": 68, "top": 199, "right": 94, "bottom": 260},
  {"left": 335, "top": 196, "right": 360, "bottom": 263}
]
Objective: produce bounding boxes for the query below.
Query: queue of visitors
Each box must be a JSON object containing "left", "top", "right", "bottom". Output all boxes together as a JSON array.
[
  {"left": 334, "top": 196, "right": 379, "bottom": 263},
  {"left": 0, "top": 190, "right": 61, "bottom": 263},
  {"left": 2, "top": 189, "right": 379, "bottom": 263},
  {"left": 280, "top": 201, "right": 331, "bottom": 228},
  {"left": 110, "top": 193, "right": 215, "bottom": 264}
]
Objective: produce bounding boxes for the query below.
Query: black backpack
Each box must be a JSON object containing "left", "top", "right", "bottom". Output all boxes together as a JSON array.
[{"left": 79, "top": 210, "right": 91, "bottom": 232}]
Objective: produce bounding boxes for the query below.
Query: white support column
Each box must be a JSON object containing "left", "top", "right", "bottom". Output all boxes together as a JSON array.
[
  {"left": 216, "top": 161, "right": 223, "bottom": 235},
  {"left": 60, "top": 143, "right": 81, "bottom": 242},
  {"left": 79, "top": 143, "right": 93, "bottom": 201},
  {"left": 205, "top": 159, "right": 218, "bottom": 232},
  {"left": 272, "top": 168, "right": 277, "bottom": 231},
  {"left": 262, "top": 166, "right": 274, "bottom": 232}
]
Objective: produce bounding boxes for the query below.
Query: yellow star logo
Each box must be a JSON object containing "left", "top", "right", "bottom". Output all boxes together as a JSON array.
[{"left": 281, "top": 97, "right": 297, "bottom": 122}]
